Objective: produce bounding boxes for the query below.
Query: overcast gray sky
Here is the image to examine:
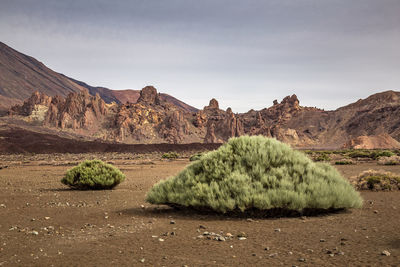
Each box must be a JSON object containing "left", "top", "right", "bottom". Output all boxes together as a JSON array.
[{"left": 1, "top": 0, "right": 399, "bottom": 112}]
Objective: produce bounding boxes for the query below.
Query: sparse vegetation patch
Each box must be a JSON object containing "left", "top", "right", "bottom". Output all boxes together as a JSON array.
[
  {"left": 146, "top": 136, "right": 362, "bottom": 213},
  {"left": 61, "top": 160, "right": 125, "bottom": 190},
  {"left": 162, "top": 152, "right": 179, "bottom": 159},
  {"left": 354, "top": 170, "right": 400, "bottom": 191}
]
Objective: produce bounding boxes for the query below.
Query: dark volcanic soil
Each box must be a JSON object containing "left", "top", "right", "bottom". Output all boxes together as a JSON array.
[
  {"left": 0, "top": 156, "right": 399, "bottom": 266},
  {"left": 0, "top": 126, "right": 220, "bottom": 154}
]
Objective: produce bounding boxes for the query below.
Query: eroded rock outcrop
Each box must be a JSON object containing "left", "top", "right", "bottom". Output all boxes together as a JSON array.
[
  {"left": 342, "top": 134, "right": 400, "bottom": 149},
  {"left": 7, "top": 88, "right": 400, "bottom": 148}
]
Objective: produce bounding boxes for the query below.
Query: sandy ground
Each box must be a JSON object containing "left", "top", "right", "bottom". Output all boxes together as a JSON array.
[{"left": 0, "top": 156, "right": 399, "bottom": 266}]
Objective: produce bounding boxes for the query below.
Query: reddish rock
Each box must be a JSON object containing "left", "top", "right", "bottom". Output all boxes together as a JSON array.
[{"left": 137, "top": 86, "right": 160, "bottom": 105}]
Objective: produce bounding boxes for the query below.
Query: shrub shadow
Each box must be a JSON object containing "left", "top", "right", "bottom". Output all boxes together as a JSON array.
[{"left": 119, "top": 205, "right": 349, "bottom": 221}]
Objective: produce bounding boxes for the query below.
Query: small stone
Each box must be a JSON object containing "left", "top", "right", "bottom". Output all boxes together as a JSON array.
[
  {"left": 238, "top": 237, "right": 247, "bottom": 241},
  {"left": 274, "top": 228, "right": 281, "bottom": 232},
  {"left": 237, "top": 232, "right": 247, "bottom": 237},
  {"left": 264, "top": 247, "right": 270, "bottom": 251},
  {"left": 269, "top": 253, "right": 278, "bottom": 257},
  {"left": 288, "top": 251, "right": 293, "bottom": 255},
  {"left": 306, "top": 249, "right": 314, "bottom": 253},
  {"left": 320, "top": 239, "right": 326, "bottom": 242},
  {"left": 329, "top": 254, "right": 334, "bottom": 257},
  {"left": 0, "top": 204, "right": 6, "bottom": 208},
  {"left": 298, "top": 258, "right": 306, "bottom": 262},
  {"left": 373, "top": 210, "right": 378, "bottom": 214},
  {"left": 140, "top": 205, "right": 145, "bottom": 209},
  {"left": 170, "top": 220, "right": 176, "bottom": 224},
  {"left": 218, "top": 236, "right": 226, "bottom": 241},
  {"left": 226, "top": 233, "right": 233, "bottom": 237},
  {"left": 247, "top": 218, "right": 254, "bottom": 222},
  {"left": 31, "top": 231, "right": 39, "bottom": 236},
  {"left": 158, "top": 238, "right": 164, "bottom": 242},
  {"left": 252, "top": 253, "right": 256, "bottom": 256},
  {"left": 337, "top": 251, "right": 345, "bottom": 255},
  {"left": 44, "top": 217, "right": 50, "bottom": 220},
  {"left": 381, "top": 250, "right": 390, "bottom": 256},
  {"left": 139, "top": 258, "right": 145, "bottom": 263},
  {"left": 199, "top": 225, "right": 206, "bottom": 229}
]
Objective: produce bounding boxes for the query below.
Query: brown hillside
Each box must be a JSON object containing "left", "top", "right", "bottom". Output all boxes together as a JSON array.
[
  {"left": 0, "top": 42, "right": 197, "bottom": 113},
  {"left": 0, "top": 42, "right": 85, "bottom": 108}
]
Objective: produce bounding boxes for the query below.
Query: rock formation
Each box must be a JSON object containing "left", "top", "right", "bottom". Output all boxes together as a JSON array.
[
  {"left": 6, "top": 88, "right": 400, "bottom": 148},
  {"left": 342, "top": 134, "right": 400, "bottom": 149}
]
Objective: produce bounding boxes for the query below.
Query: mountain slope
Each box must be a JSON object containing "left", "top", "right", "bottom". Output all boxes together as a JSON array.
[
  {"left": 0, "top": 41, "right": 197, "bottom": 113},
  {"left": 0, "top": 42, "right": 85, "bottom": 103}
]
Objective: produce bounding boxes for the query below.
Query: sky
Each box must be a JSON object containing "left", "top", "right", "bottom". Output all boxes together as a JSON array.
[{"left": 1, "top": 0, "right": 399, "bottom": 112}]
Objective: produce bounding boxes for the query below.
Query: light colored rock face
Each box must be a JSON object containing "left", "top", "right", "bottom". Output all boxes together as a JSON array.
[
  {"left": 342, "top": 134, "right": 400, "bottom": 149},
  {"left": 28, "top": 105, "right": 49, "bottom": 122},
  {"left": 7, "top": 89, "right": 400, "bottom": 148}
]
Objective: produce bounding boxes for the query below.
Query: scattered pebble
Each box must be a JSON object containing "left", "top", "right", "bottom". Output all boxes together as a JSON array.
[
  {"left": 298, "top": 258, "right": 306, "bottom": 262},
  {"left": 373, "top": 210, "right": 379, "bottom": 214},
  {"left": 238, "top": 237, "right": 247, "bottom": 241},
  {"left": 158, "top": 238, "right": 164, "bottom": 242},
  {"left": 199, "top": 225, "right": 206, "bottom": 229},
  {"left": 320, "top": 239, "right": 326, "bottom": 242},
  {"left": 170, "top": 220, "right": 175, "bottom": 224},
  {"left": 274, "top": 228, "right": 281, "bottom": 232},
  {"left": 139, "top": 258, "right": 145, "bottom": 263},
  {"left": 269, "top": 253, "right": 278, "bottom": 257},
  {"left": 381, "top": 250, "right": 390, "bottom": 256}
]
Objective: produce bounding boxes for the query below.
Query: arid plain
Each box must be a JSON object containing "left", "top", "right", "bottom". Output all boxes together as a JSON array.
[{"left": 0, "top": 153, "right": 399, "bottom": 267}]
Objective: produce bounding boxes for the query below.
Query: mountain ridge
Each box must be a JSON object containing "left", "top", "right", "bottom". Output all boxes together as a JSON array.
[{"left": 0, "top": 41, "right": 197, "bottom": 113}]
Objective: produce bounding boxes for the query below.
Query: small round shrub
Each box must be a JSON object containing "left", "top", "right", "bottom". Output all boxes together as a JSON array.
[
  {"left": 146, "top": 136, "right": 362, "bottom": 213},
  {"left": 314, "top": 154, "right": 331, "bottom": 162},
  {"left": 372, "top": 150, "right": 395, "bottom": 160},
  {"left": 354, "top": 170, "right": 400, "bottom": 191},
  {"left": 162, "top": 152, "right": 179, "bottom": 159},
  {"left": 61, "top": 160, "right": 125, "bottom": 190},
  {"left": 378, "top": 155, "right": 400, "bottom": 166}
]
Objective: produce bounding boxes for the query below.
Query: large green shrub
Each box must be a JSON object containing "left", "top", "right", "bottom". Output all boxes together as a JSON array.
[
  {"left": 189, "top": 152, "right": 204, "bottom": 161},
  {"left": 61, "top": 160, "right": 125, "bottom": 190},
  {"left": 146, "top": 136, "right": 362, "bottom": 213}
]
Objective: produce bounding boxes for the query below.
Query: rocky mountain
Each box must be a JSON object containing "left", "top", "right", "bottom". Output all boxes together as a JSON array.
[
  {"left": 7, "top": 86, "right": 400, "bottom": 148},
  {"left": 2, "top": 42, "right": 400, "bottom": 148},
  {"left": 0, "top": 42, "right": 197, "bottom": 114}
]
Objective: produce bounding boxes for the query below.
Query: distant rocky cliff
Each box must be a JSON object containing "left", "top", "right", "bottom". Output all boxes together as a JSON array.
[{"left": 8, "top": 87, "right": 400, "bottom": 148}]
